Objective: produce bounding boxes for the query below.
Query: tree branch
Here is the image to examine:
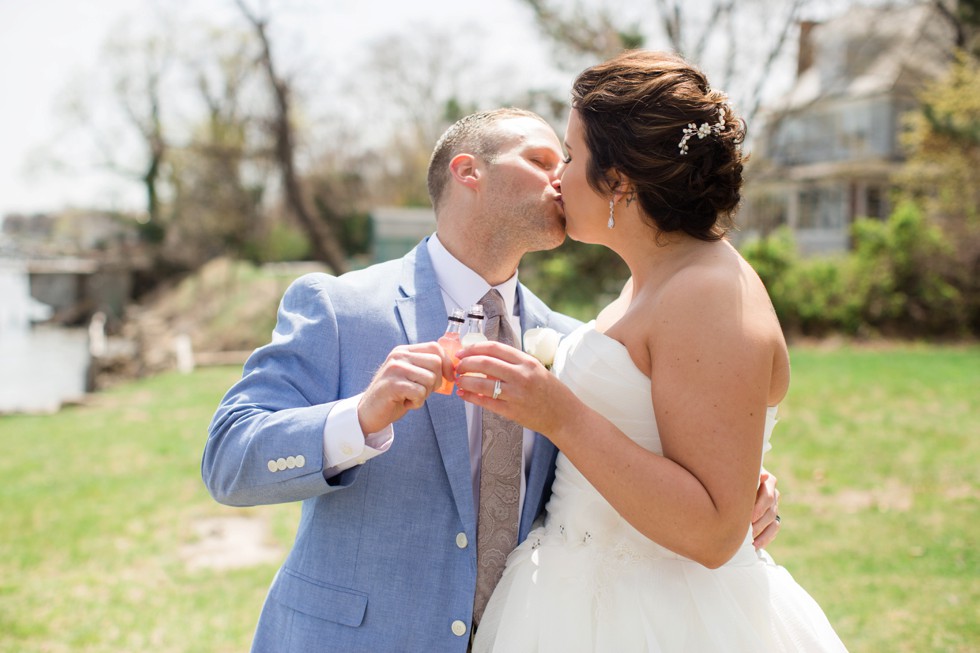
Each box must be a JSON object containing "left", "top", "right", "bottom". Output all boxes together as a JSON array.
[
  {"left": 234, "top": 0, "right": 348, "bottom": 273},
  {"left": 744, "top": 0, "right": 807, "bottom": 129}
]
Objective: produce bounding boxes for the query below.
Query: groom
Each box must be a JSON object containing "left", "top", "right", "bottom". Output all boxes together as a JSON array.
[{"left": 203, "top": 108, "right": 780, "bottom": 652}]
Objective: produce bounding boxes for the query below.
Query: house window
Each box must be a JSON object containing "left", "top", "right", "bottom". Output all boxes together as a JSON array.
[
  {"left": 744, "top": 192, "right": 788, "bottom": 234},
  {"left": 798, "top": 186, "right": 845, "bottom": 229},
  {"left": 866, "top": 185, "right": 887, "bottom": 220}
]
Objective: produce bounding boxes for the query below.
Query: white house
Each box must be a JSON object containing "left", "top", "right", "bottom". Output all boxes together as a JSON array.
[{"left": 741, "top": 3, "right": 957, "bottom": 254}]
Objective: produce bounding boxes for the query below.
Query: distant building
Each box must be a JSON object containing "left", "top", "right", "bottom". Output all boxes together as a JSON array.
[
  {"left": 370, "top": 206, "right": 435, "bottom": 263},
  {"left": 1, "top": 210, "right": 148, "bottom": 324},
  {"left": 0, "top": 260, "right": 89, "bottom": 414},
  {"left": 0, "top": 259, "right": 52, "bottom": 334},
  {"left": 740, "top": 3, "right": 957, "bottom": 254},
  {"left": 1, "top": 210, "right": 139, "bottom": 254}
]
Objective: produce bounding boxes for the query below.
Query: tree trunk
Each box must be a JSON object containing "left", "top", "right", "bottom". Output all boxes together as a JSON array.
[{"left": 236, "top": 0, "right": 348, "bottom": 274}]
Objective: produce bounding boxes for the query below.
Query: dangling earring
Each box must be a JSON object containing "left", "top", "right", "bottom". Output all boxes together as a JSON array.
[{"left": 607, "top": 199, "right": 615, "bottom": 229}]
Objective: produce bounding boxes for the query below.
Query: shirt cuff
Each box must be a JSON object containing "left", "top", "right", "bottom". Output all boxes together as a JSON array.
[{"left": 322, "top": 394, "right": 394, "bottom": 477}]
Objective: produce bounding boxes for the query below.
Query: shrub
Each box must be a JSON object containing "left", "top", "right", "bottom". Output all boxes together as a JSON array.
[
  {"left": 740, "top": 202, "right": 971, "bottom": 338},
  {"left": 244, "top": 222, "right": 312, "bottom": 264},
  {"left": 740, "top": 228, "right": 801, "bottom": 329},
  {"left": 851, "top": 202, "right": 966, "bottom": 336}
]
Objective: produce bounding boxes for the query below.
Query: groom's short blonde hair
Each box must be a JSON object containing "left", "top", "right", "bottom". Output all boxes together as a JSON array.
[{"left": 426, "top": 108, "right": 549, "bottom": 211}]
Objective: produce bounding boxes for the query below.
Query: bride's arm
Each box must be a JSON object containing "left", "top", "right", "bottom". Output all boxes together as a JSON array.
[
  {"left": 456, "top": 268, "right": 780, "bottom": 568},
  {"left": 605, "top": 272, "right": 783, "bottom": 548}
]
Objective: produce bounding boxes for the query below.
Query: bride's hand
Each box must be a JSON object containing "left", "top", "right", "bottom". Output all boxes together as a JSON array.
[
  {"left": 751, "top": 470, "right": 781, "bottom": 549},
  {"left": 454, "top": 341, "right": 577, "bottom": 436}
]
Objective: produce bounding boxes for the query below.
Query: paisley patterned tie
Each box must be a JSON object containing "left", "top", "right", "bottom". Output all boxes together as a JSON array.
[{"left": 472, "top": 288, "right": 523, "bottom": 626}]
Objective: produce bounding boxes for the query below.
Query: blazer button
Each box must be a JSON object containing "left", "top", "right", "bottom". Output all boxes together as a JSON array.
[
  {"left": 286, "top": 456, "right": 297, "bottom": 469},
  {"left": 455, "top": 532, "right": 468, "bottom": 549},
  {"left": 451, "top": 620, "right": 467, "bottom": 637},
  {"left": 276, "top": 457, "right": 287, "bottom": 471},
  {"left": 295, "top": 455, "right": 305, "bottom": 468},
  {"left": 267, "top": 460, "right": 278, "bottom": 473}
]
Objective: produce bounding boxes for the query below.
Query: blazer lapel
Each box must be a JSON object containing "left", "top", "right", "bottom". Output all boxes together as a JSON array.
[
  {"left": 517, "top": 283, "right": 552, "bottom": 334},
  {"left": 394, "top": 241, "right": 477, "bottom": 533},
  {"left": 517, "top": 283, "right": 560, "bottom": 540}
]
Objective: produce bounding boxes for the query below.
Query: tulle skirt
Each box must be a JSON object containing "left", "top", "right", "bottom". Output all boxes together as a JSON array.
[{"left": 473, "top": 526, "right": 848, "bottom": 653}]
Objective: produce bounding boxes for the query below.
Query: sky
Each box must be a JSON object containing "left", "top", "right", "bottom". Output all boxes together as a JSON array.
[
  {"left": 0, "top": 0, "right": 872, "bottom": 219},
  {"left": 0, "top": 0, "right": 559, "bottom": 217}
]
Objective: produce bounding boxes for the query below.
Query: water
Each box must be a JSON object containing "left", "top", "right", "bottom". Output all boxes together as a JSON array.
[{"left": 0, "top": 261, "right": 90, "bottom": 414}]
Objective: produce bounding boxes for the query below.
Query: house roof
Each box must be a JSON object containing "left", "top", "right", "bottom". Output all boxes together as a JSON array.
[{"left": 773, "top": 3, "right": 956, "bottom": 112}]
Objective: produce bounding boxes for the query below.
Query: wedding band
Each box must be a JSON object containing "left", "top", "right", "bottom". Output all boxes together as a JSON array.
[{"left": 492, "top": 379, "right": 502, "bottom": 400}]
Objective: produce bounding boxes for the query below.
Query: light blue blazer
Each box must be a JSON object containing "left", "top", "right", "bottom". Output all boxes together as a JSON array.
[{"left": 203, "top": 239, "right": 579, "bottom": 652}]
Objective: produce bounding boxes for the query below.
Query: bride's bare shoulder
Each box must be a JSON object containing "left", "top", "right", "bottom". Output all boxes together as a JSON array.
[{"left": 652, "top": 244, "right": 785, "bottom": 350}]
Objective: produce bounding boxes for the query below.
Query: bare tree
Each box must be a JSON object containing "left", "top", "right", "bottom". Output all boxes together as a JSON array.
[
  {"left": 931, "top": 0, "right": 980, "bottom": 54},
  {"left": 164, "top": 25, "right": 270, "bottom": 265},
  {"left": 523, "top": 0, "right": 643, "bottom": 59},
  {"left": 93, "top": 31, "right": 175, "bottom": 235},
  {"left": 358, "top": 28, "right": 478, "bottom": 206},
  {"left": 521, "top": 0, "right": 815, "bottom": 128},
  {"left": 234, "top": 0, "right": 348, "bottom": 274}
]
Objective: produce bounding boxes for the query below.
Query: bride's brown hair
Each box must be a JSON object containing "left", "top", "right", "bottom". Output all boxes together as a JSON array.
[{"left": 571, "top": 50, "right": 745, "bottom": 241}]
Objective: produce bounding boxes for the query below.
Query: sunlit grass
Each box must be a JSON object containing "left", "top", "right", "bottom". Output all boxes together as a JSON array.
[
  {"left": 0, "top": 344, "right": 977, "bottom": 651},
  {"left": 766, "top": 344, "right": 979, "bottom": 652},
  {"left": 0, "top": 367, "right": 298, "bottom": 652}
]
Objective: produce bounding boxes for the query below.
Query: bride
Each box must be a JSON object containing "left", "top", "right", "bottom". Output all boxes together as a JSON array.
[{"left": 455, "top": 50, "right": 848, "bottom": 652}]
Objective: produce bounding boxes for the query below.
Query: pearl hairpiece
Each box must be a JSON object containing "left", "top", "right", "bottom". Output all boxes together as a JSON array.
[{"left": 678, "top": 105, "right": 728, "bottom": 155}]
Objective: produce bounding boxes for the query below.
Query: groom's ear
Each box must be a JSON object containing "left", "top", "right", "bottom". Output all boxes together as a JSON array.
[{"left": 449, "top": 153, "right": 481, "bottom": 190}]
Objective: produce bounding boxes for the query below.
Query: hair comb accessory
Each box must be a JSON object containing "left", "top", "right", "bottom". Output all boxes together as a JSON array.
[{"left": 678, "top": 106, "right": 727, "bottom": 155}]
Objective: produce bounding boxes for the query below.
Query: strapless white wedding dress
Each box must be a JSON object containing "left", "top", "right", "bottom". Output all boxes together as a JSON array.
[{"left": 473, "top": 323, "right": 848, "bottom": 652}]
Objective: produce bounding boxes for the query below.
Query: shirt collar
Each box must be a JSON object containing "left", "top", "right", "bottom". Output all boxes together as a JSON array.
[{"left": 427, "top": 233, "right": 520, "bottom": 318}]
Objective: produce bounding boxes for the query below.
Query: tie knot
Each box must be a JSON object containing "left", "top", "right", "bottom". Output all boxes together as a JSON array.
[
  {"left": 480, "top": 289, "right": 507, "bottom": 320},
  {"left": 479, "top": 289, "right": 516, "bottom": 347}
]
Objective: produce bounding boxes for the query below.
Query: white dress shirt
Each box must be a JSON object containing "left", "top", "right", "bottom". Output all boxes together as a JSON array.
[{"left": 321, "top": 234, "right": 535, "bottom": 518}]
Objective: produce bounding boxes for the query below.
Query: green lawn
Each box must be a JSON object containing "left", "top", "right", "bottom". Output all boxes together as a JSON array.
[
  {"left": 765, "top": 344, "right": 979, "bottom": 652},
  {"left": 1, "top": 345, "right": 977, "bottom": 652},
  {"left": 0, "top": 367, "right": 299, "bottom": 652}
]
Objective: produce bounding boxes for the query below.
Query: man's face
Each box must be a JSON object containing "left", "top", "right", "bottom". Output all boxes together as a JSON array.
[{"left": 478, "top": 117, "right": 566, "bottom": 253}]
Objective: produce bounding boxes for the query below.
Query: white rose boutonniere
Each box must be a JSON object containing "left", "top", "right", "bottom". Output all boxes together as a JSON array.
[{"left": 523, "top": 327, "right": 561, "bottom": 369}]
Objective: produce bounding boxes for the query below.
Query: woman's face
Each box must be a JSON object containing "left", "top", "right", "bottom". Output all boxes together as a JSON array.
[{"left": 558, "top": 109, "right": 611, "bottom": 244}]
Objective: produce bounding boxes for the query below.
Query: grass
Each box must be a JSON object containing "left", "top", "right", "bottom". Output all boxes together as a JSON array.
[
  {"left": 766, "top": 343, "right": 979, "bottom": 652},
  {"left": 0, "top": 367, "right": 299, "bottom": 652},
  {"left": 0, "top": 344, "right": 977, "bottom": 652}
]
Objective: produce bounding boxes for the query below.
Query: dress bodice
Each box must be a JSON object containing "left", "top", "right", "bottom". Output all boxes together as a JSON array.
[{"left": 542, "top": 322, "right": 778, "bottom": 563}]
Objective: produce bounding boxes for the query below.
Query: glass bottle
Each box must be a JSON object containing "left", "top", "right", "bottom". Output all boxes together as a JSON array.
[
  {"left": 459, "top": 304, "right": 488, "bottom": 379},
  {"left": 460, "top": 304, "right": 487, "bottom": 346},
  {"left": 435, "top": 308, "right": 465, "bottom": 395}
]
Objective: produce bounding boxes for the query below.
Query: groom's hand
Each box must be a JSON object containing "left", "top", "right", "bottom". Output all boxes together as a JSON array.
[
  {"left": 357, "top": 343, "right": 452, "bottom": 434},
  {"left": 751, "top": 469, "right": 781, "bottom": 549}
]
